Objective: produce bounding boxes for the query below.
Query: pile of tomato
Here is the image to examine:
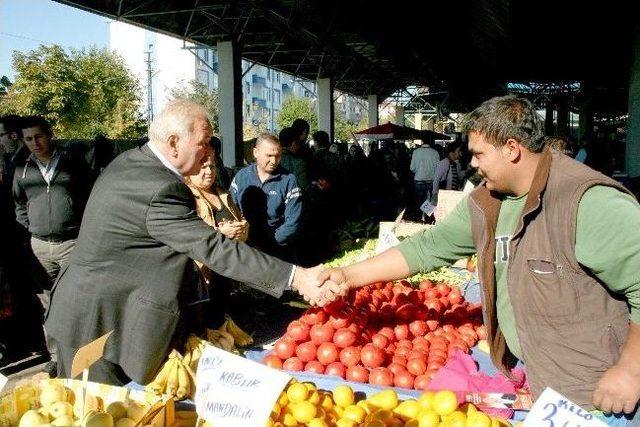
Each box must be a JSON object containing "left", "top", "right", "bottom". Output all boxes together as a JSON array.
[{"left": 263, "top": 279, "right": 487, "bottom": 391}]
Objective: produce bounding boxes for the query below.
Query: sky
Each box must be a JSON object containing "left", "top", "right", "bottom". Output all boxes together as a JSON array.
[{"left": 0, "top": 0, "right": 109, "bottom": 79}]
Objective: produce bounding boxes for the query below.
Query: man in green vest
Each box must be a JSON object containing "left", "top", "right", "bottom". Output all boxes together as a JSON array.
[{"left": 321, "top": 95, "right": 640, "bottom": 425}]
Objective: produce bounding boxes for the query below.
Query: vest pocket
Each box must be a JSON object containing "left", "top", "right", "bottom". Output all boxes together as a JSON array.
[{"left": 526, "top": 258, "right": 580, "bottom": 322}]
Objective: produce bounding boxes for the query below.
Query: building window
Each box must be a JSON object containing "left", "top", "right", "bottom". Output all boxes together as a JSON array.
[
  {"left": 197, "top": 70, "right": 209, "bottom": 87},
  {"left": 267, "top": 69, "right": 271, "bottom": 81}
]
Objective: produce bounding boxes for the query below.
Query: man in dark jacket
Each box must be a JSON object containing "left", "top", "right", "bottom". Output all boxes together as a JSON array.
[
  {"left": 13, "top": 116, "right": 93, "bottom": 282},
  {"left": 45, "top": 101, "right": 342, "bottom": 385},
  {"left": 12, "top": 116, "right": 93, "bottom": 373},
  {"left": 231, "top": 133, "right": 303, "bottom": 263}
]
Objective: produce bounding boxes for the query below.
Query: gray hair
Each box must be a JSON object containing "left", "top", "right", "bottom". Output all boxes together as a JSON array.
[
  {"left": 461, "top": 95, "right": 545, "bottom": 152},
  {"left": 255, "top": 132, "right": 280, "bottom": 148},
  {"left": 148, "top": 99, "right": 209, "bottom": 144}
]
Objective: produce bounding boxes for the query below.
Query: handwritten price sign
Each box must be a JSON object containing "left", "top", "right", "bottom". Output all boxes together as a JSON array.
[
  {"left": 523, "top": 388, "right": 607, "bottom": 427},
  {"left": 195, "top": 345, "right": 292, "bottom": 426}
]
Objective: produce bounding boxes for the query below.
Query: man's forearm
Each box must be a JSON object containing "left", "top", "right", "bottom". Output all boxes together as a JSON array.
[
  {"left": 616, "top": 322, "right": 640, "bottom": 373},
  {"left": 342, "top": 248, "right": 411, "bottom": 288}
]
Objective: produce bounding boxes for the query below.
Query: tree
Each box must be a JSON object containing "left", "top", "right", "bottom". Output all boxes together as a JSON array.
[
  {"left": 168, "top": 80, "right": 219, "bottom": 134},
  {"left": 276, "top": 96, "right": 317, "bottom": 133},
  {"left": 0, "top": 45, "right": 145, "bottom": 139},
  {"left": 335, "top": 112, "right": 368, "bottom": 142}
]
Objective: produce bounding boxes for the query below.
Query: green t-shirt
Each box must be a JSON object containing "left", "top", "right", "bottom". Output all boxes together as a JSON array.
[{"left": 398, "top": 185, "right": 640, "bottom": 360}]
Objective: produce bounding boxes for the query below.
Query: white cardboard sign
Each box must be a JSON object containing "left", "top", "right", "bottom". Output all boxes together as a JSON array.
[
  {"left": 434, "top": 189, "right": 466, "bottom": 221},
  {"left": 375, "top": 230, "right": 400, "bottom": 254},
  {"left": 195, "top": 345, "right": 292, "bottom": 426},
  {"left": 523, "top": 388, "right": 607, "bottom": 427},
  {"left": 0, "top": 373, "right": 7, "bottom": 392}
]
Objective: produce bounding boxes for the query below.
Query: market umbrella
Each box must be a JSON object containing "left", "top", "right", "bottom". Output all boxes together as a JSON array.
[{"left": 355, "top": 122, "right": 449, "bottom": 141}]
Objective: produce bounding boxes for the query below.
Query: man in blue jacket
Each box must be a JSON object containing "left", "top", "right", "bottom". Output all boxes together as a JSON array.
[{"left": 231, "top": 133, "right": 302, "bottom": 263}]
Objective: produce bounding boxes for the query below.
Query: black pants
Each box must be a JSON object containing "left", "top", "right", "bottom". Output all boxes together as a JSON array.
[{"left": 54, "top": 339, "right": 131, "bottom": 386}]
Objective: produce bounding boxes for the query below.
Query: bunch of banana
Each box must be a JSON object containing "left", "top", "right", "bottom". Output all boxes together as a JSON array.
[
  {"left": 220, "top": 314, "right": 254, "bottom": 347},
  {"left": 144, "top": 350, "right": 195, "bottom": 400}
]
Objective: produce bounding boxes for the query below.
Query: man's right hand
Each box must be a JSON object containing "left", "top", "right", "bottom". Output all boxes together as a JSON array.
[{"left": 292, "top": 265, "right": 349, "bottom": 307}]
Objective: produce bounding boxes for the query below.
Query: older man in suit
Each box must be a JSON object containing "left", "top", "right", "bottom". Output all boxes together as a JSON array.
[{"left": 44, "top": 100, "right": 343, "bottom": 385}]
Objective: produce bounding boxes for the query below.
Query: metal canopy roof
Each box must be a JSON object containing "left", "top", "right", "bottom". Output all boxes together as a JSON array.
[{"left": 54, "top": 0, "right": 636, "bottom": 109}]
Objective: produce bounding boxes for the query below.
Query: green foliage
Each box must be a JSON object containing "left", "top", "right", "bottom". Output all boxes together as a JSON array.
[
  {"left": 0, "top": 76, "right": 11, "bottom": 97},
  {"left": 0, "top": 45, "right": 145, "bottom": 139},
  {"left": 275, "top": 96, "right": 317, "bottom": 133},
  {"left": 335, "top": 112, "right": 367, "bottom": 142},
  {"left": 168, "top": 80, "right": 219, "bottom": 133}
]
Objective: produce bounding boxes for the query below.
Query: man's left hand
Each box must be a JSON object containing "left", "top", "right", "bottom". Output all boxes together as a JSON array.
[{"left": 593, "top": 363, "right": 640, "bottom": 414}]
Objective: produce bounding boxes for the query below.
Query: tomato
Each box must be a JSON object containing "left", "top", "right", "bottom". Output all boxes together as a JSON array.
[
  {"left": 407, "top": 349, "right": 427, "bottom": 361},
  {"left": 476, "top": 325, "right": 488, "bottom": 340},
  {"left": 448, "top": 289, "right": 463, "bottom": 305},
  {"left": 425, "top": 368, "right": 439, "bottom": 380},
  {"left": 460, "top": 334, "right": 477, "bottom": 348},
  {"left": 304, "top": 360, "right": 325, "bottom": 374},
  {"left": 409, "top": 320, "right": 428, "bottom": 337},
  {"left": 282, "top": 357, "right": 304, "bottom": 371},
  {"left": 437, "top": 283, "right": 451, "bottom": 296},
  {"left": 310, "top": 323, "right": 335, "bottom": 345},
  {"left": 301, "top": 308, "right": 327, "bottom": 325},
  {"left": 413, "top": 342, "right": 430, "bottom": 353},
  {"left": 407, "top": 290, "right": 424, "bottom": 305},
  {"left": 333, "top": 328, "right": 357, "bottom": 348},
  {"left": 407, "top": 358, "right": 427, "bottom": 376},
  {"left": 287, "top": 320, "right": 310, "bottom": 342},
  {"left": 396, "top": 339, "right": 413, "bottom": 350},
  {"left": 394, "top": 371, "right": 415, "bottom": 389},
  {"left": 414, "top": 374, "right": 430, "bottom": 390},
  {"left": 426, "top": 289, "right": 440, "bottom": 299},
  {"left": 262, "top": 354, "right": 283, "bottom": 369},
  {"left": 274, "top": 339, "right": 296, "bottom": 360},
  {"left": 316, "top": 342, "right": 339, "bottom": 365},
  {"left": 329, "top": 315, "right": 350, "bottom": 329},
  {"left": 385, "top": 343, "right": 397, "bottom": 355},
  {"left": 427, "top": 360, "right": 444, "bottom": 371},
  {"left": 378, "top": 327, "right": 395, "bottom": 340},
  {"left": 439, "top": 296, "right": 450, "bottom": 309},
  {"left": 371, "top": 333, "right": 389, "bottom": 349},
  {"left": 426, "top": 320, "right": 440, "bottom": 331},
  {"left": 391, "top": 355, "right": 407, "bottom": 366},
  {"left": 339, "top": 346, "right": 361, "bottom": 367},
  {"left": 429, "top": 348, "right": 448, "bottom": 361},
  {"left": 394, "top": 324, "right": 411, "bottom": 341},
  {"left": 347, "top": 323, "right": 361, "bottom": 333},
  {"left": 419, "top": 279, "right": 434, "bottom": 290},
  {"left": 295, "top": 341, "right": 317, "bottom": 362},
  {"left": 324, "top": 361, "right": 346, "bottom": 378},
  {"left": 379, "top": 304, "right": 395, "bottom": 321},
  {"left": 346, "top": 365, "right": 369, "bottom": 383},
  {"left": 360, "top": 344, "right": 385, "bottom": 368},
  {"left": 394, "top": 346, "right": 411, "bottom": 358},
  {"left": 369, "top": 367, "right": 394, "bottom": 387},
  {"left": 387, "top": 363, "right": 407, "bottom": 376}
]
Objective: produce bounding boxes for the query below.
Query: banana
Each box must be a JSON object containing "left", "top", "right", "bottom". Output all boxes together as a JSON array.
[
  {"left": 165, "top": 358, "right": 180, "bottom": 397},
  {"left": 206, "top": 330, "right": 235, "bottom": 351},
  {"left": 221, "top": 315, "right": 253, "bottom": 347},
  {"left": 175, "top": 363, "right": 191, "bottom": 400},
  {"left": 144, "top": 357, "right": 174, "bottom": 395}
]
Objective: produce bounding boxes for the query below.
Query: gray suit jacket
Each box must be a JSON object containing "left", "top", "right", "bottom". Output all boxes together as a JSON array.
[{"left": 44, "top": 144, "right": 292, "bottom": 383}]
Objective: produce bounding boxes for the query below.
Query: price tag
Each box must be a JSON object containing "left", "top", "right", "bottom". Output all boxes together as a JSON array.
[
  {"left": 0, "top": 373, "right": 7, "bottom": 392},
  {"left": 195, "top": 345, "right": 292, "bottom": 426},
  {"left": 420, "top": 199, "right": 436, "bottom": 216},
  {"left": 523, "top": 388, "right": 607, "bottom": 427}
]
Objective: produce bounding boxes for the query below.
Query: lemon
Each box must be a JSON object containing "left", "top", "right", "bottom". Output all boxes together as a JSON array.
[
  {"left": 417, "top": 391, "right": 436, "bottom": 410},
  {"left": 432, "top": 390, "right": 458, "bottom": 416},
  {"left": 320, "top": 394, "right": 334, "bottom": 411},
  {"left": 303, "top": 382, "right": 317, "bottom": 392},
  {"left": 291, "top": 401, "right": 317, "bottom": 423},
  {"left": 336, "top": 419, "right": 357, "bottom": 427},
  {"left": 368, "top": 408, "right": 394, "bottom": 423},
  {"left": 393, "top": 400, "right": 421, "bottom": 420},
  {"left": 443, "top": 410, "right": 466, "bottom": 426},
  {"left": 405, "top": 420, "right": 420, "bottom": 427},
  {"left": 333, "top": 385, "right": 355, "bottom": 407},
  {"left": 281, "top": 412, "right": 297, "bottom": 427},
  {"left": 309, "top": 390, "right": 321, "bottom": 405},
  {"left": 343, "top": 404, "right": 367, "bottom": 423},
  {"left": 308, "top": 417, "right": 329, "bottom": 427},
  {"left": 363, "top": 420, "right": 386, "bottom": 427},
  {"left": 286, "top": 382, "right": 309, "bottom": 403},
  {"left": 368, "top": 389, "right": 399, "bottom": 411},
  {"left": 417, "top": 408, "right": 440, "bottom": 427},
  {"left": 466, "top": 412, "right": 492, "bottom": 427}
]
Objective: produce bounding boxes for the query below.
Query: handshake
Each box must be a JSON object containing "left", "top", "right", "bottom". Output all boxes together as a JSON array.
[{"left": 291, "top": 266, "right": 350, "bottom": 307}]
